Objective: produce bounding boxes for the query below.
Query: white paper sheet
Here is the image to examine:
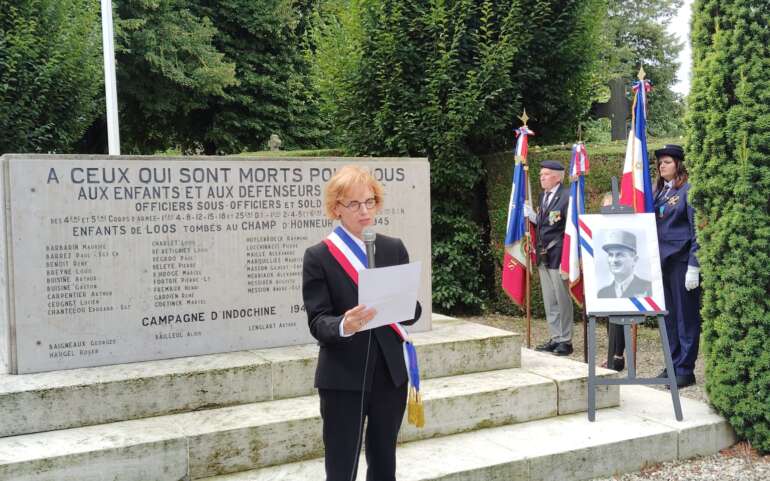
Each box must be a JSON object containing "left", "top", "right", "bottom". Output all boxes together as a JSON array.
[{"left": 357, "top": 261, "right": 422, "bottom": 331}]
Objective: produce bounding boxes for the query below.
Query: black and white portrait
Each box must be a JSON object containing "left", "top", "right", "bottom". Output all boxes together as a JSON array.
[
  {"left": 578, "top": 213, "right": 666, "bottom": 316},
  {"left": 595, "top": 229, "right": 652, "bottom": 298}
]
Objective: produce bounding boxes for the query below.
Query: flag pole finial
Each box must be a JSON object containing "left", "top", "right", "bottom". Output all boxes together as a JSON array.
[
  {"left": 518, "top": 109, "right": 529, "bottom": 127},
  {"left": 577, "top": 123, "right": 583, "bottom": 142},
  {"left": 637, "top": 65, "right": 646, "bottom": 81}
]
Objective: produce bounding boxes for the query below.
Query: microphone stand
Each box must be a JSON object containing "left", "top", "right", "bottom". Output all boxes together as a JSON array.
[{"left": 350, "top": 229, "right": 376, "bottom": 481}]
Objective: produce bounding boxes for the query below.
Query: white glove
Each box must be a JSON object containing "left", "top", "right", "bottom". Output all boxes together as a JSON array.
[
  {"left": 685, "top": 265, "right": 700, "bottom": 291},
  {"left": 524, "top": 204, "right": 537, "bottom": 224}
]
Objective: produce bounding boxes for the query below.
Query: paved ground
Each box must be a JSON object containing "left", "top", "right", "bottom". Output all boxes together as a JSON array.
[
  {"left": 461, "top": 313, "right": 769, "bottom": 480},
  {"left": 590, "top": 443, "right": 770, "bottom": 481},
  {"left": 464, "top": 313, "right": 707, "bottom": 402}
]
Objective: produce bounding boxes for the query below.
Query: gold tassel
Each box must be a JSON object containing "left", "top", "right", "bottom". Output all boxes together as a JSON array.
[{"left": 407, "top": 386, "right": 425, "bottom": 428}]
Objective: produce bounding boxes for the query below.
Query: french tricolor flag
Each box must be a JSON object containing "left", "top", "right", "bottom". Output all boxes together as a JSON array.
[
  {"left": 620, "top": 77, "right": 654, "bottom": 213},
  {"left": 502, "top": 126, "right": 536, "bottom": 307},
  {"left": 560, "top": 143, "right": 589, "bottom": 306}
]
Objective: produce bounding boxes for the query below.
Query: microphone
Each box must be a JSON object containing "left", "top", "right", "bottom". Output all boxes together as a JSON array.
[{"left": 363, "top": 228, "right": 376, "bottom": 268}]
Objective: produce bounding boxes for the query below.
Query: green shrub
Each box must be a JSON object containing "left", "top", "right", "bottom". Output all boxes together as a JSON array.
[
  {"left": 688, "top": 0, "right": 770, "bottom": 452},
  {"left": 0, "top": 0, "right": 101, "bottom": 154}
]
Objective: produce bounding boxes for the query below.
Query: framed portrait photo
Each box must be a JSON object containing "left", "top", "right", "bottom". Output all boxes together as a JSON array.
[{"left": 577, "top": 213, "right": 666, "bottom": 316}]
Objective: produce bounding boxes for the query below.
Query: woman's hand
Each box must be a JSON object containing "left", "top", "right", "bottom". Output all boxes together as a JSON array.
[{"left": 342, "top": 304, "right": 377, "bottom": 335}]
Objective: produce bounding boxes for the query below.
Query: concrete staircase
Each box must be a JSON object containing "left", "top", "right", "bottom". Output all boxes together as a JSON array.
[{"left": 0, "top": 315, "right": 733, "bottom": 481}]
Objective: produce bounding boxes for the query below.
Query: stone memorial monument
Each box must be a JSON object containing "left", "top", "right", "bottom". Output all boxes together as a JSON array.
[{"left": 0, "top": 155, "right": 431, "bottom": 374}]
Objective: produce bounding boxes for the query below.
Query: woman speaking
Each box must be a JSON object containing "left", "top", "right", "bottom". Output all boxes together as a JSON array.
[
  {"left": 653, "top": 144, "right": 701, "bottom": 389},
  {"left": 302, "top": 165, "right": 421, "bottom": 481}
]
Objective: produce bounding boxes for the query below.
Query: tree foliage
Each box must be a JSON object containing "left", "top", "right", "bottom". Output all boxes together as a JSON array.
[
  {"left": 599, "top": 0, "right": 685, "bottom": 136},
  {"left": 310, "top": 0, "right": 603, "bottom": 311},
  {"left": 179, "top": 0, "right": 324, "bottom": 154},
  {"left": 687, "top": 0, "right": 770, "bottom": 452},
  {"left": 110, "top": 0, "right": 238, "bottom": 154},
  {"left": 516, "top": 0, "right": 605, "bottom": 143},
  {"left": 80, "top": 0, "right": 324, "bottom": 155},
  {"left": 305, "top": 0, "right": 364, "bottom": 146},
  {"left": 0, "top": 0, "right": 102, "bottom": 154}
]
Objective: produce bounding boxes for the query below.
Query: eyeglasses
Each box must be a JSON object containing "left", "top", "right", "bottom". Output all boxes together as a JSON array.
[{"left": 338, "top": 198, "right": 377, "bottom": 211}]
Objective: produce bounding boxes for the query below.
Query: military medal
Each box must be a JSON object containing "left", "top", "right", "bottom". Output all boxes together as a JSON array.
[
  {"left": 667, "top": 195, "right": 680, "bottom": 206},
  {"left": 548, "top": 211, "right": 561, "bottom": 225}
]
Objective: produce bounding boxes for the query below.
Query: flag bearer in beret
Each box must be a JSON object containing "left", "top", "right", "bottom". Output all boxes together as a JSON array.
[
  {"left": 525, "top": 160, "right": 574, "bottom": 355},
  {"left": 653, "top": 144, "right": 701, "bottom": 389}
]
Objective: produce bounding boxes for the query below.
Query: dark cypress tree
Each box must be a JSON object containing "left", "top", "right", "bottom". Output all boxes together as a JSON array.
[{"left": 687, "top": 0, "right": 770, "bottom": 451}]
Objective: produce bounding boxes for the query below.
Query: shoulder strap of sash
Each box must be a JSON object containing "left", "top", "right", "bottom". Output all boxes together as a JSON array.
[{"left": 323, "top": 226, "right": 367, "bottom": 284}]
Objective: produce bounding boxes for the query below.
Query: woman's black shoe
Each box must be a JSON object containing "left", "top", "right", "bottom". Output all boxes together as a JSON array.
[{"left": 676, "top": 374, "right": 696, "bottom": 388}]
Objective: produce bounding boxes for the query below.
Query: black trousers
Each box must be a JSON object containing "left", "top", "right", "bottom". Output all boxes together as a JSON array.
[
  {"left": 608, "top": 323, "right": 625, "bottom": 361},
  {"left": 662, "top": 260, "right": 702, "bottom": 376},
  {"left": 318, "top": 342, "right": 408, "bottom": 481}
]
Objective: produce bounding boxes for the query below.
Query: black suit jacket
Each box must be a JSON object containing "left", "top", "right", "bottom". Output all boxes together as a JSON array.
[
  {"left": 536, "top": 183, "right": 569, "bottom": 269},
  {"left": 597, "top": 275, "right": 653, "bottom": 298},
  {"left": 302, "top": 233, "right": 421, "bottom": 391}
]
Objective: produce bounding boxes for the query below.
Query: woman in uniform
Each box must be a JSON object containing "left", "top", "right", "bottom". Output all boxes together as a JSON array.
[{"left": 653, "top": 144, "right": 701, "bottom": 389}]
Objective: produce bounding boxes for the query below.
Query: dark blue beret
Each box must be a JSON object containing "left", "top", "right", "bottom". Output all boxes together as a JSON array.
[{"left": 540, "top": 160, "right": 564, "bottom": 171}]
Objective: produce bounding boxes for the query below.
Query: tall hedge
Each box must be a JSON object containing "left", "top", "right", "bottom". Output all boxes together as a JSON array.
[
  {"left": 0, "top": 0, "right": 102, "bottom": 154},
  {"left": 319, "top": 0, "right": 603, "bottom": 312},
  {"left": 687, "top": 0, "right": 770, "bottom": 451}
]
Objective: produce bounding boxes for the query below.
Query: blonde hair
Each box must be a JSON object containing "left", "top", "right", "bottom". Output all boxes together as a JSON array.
[{"left": 323, "top": 165, "right": 385, "bottom": 219}]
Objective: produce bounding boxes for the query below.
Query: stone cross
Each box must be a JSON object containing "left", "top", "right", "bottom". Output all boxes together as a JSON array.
[{"left": 591, "top": 77, "right": 630, "bottom": 141}]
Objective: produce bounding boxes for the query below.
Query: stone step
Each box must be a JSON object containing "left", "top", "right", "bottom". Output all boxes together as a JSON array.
[
  {"left": 200, "top": 386, "right": 736, "bottom": 481},
  {"left": 0, "top": 315, "right": 520, "bottom": 437},
  {"left": 0, "top": 355, "right": 618, "bottom": 481}
]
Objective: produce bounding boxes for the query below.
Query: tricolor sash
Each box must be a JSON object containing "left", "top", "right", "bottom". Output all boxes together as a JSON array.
[{"left": 324, "top": 226, "right": 424, "bottom": 428}]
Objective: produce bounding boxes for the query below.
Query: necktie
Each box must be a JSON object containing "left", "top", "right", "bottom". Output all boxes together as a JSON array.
[
  {"left": 658, "top": 183, "right": 672, "bottom": 202},
  {"left": 542, "top": 191, "right": 552, "bottom": 211}
]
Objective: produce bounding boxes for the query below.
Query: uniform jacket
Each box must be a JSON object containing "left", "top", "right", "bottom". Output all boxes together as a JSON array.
[
  {"left": 536, "top": 183, "right": 570, "bottom": 269},
  {"left": 654, "top": 182, "right": 699, "bottom": 267},
  {"left": 597, "top": 275, "right": 653, "bottom": 298},
  {"left": 302, "top": 233, "right": 421, "bottom": 391}
]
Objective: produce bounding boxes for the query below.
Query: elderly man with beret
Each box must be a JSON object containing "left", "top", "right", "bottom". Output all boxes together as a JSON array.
[{"left": 525, "top": 160, "right": 574, "bottom": 356}]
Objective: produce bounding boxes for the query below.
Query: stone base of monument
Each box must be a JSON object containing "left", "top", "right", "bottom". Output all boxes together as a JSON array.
[{"left": 0, "top": 315, "right": 733, "bottom": 481}]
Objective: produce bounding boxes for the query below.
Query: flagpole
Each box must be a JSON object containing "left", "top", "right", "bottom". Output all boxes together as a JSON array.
[
  {"left": 101, "top": 0, "right": 121, "bottom": 155},
  {"left": 630, "top": 66, "right": 648, "bottom": 370},
  {"left": 579, "top": 173, "right": 588, "bottom": 363},
  {"left": 519, "top": 110, "right": 533, "bottom": 349},
  {"left": 525, "top": 233, "right": 531, "bottom": 349},
  {"left": 568, "top": 165, "right": 588, "bottom": 362}
]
